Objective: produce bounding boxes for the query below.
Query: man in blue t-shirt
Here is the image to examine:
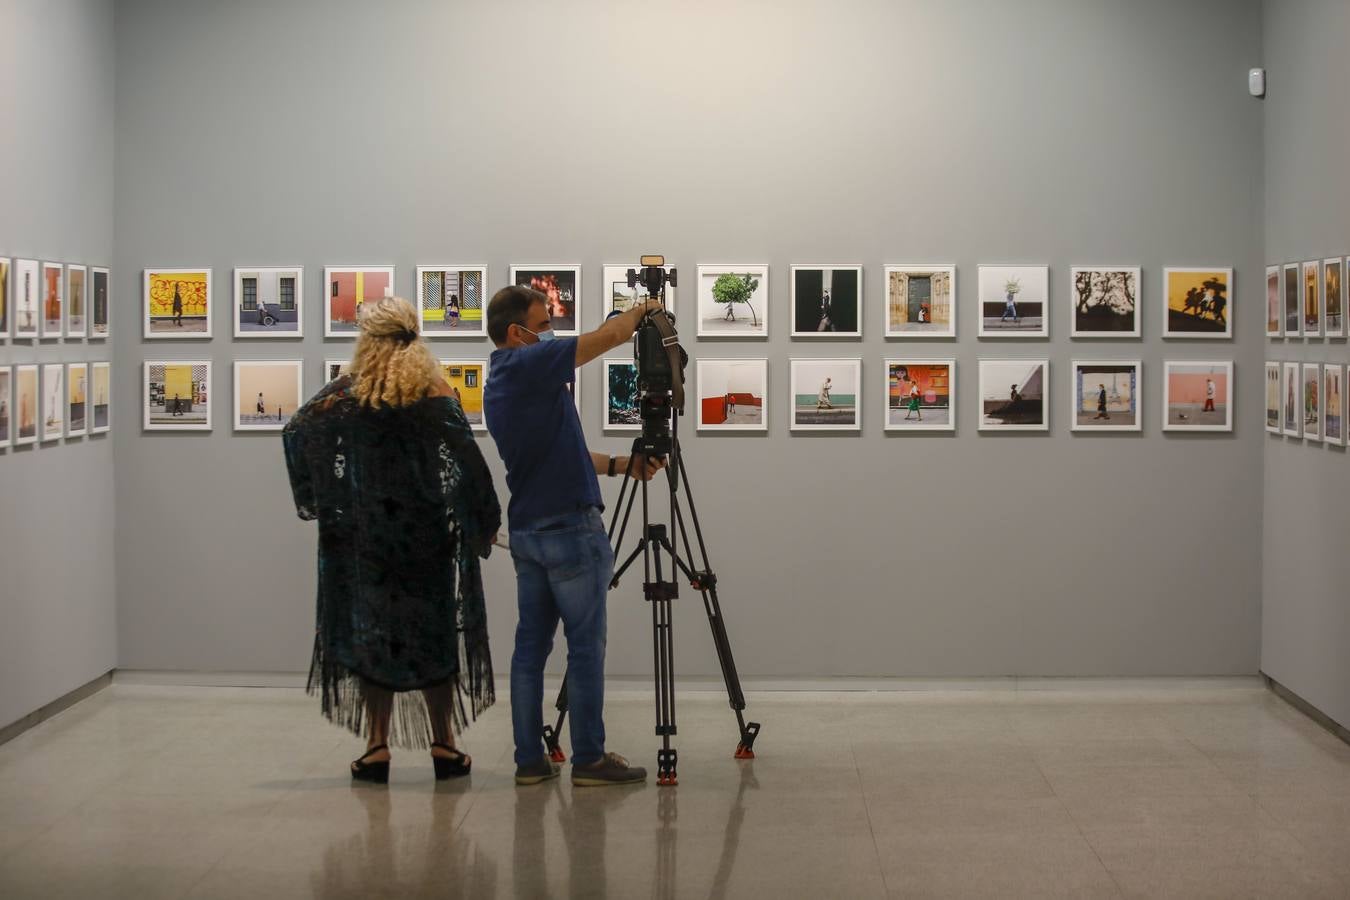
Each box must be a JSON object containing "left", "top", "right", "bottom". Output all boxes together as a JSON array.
[{"left": 484, "top": 284, "right": 664, "bottom": 787}]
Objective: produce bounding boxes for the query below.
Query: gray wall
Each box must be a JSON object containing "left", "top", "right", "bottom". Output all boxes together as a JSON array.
[
  {"left": 0, "top": 0, "right": 118, "bottom": 728},
  {"left": 113, "top": 0, "right": 1266, "bottom": 679},
  {"left": 1261, "top": 0, "right": 1350, "bottom": 729}
]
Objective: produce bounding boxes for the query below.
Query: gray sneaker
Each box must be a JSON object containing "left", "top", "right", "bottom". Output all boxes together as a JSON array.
[
  {"left": 572, "top": 752, "right": 648, "bottom": 787},
  {"left": 515, "top": 758, "right": 561, "bottom": 786}
]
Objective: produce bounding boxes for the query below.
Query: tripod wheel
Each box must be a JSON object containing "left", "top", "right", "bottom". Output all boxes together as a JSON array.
[
  {"left": 548, "top": 747, "right": 567, "bottom": 764},
  {"left": 734, "top": 744, "right": 756, "bottom": 760}
]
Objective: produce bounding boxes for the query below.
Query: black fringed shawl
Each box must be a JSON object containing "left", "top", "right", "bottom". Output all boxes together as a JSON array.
[{"left": 282, "top": 375, "right": 501, "bottom": 748}]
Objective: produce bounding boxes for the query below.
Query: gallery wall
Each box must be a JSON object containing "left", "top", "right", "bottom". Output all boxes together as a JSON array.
[
  {"left": 112, "top": 0, "right": 1266, "bottom": 680},
  {"left": 1260, "top": 0, "right": 1350, "bottom": 730},
  {"left": 0, "top": 0, "right": 118, "bottom": 728}
]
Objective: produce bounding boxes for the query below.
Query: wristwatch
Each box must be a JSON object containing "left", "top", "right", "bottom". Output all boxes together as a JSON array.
[{"left": 607, "top": 456, "right": 617, "bottom": 477}]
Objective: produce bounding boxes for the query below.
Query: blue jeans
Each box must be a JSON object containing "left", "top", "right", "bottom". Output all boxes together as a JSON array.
[{"left": 509, "top": 508, "right": 615, "bottom": 767}]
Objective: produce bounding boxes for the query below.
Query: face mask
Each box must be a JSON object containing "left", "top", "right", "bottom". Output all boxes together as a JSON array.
[{"left": 519, "top": 325, "right": 557, "bottom": 344}]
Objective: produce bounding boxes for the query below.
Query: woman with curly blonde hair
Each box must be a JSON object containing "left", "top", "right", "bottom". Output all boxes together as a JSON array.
[{"left": 283, "top": 296, "right": 501, "bottom": 784}]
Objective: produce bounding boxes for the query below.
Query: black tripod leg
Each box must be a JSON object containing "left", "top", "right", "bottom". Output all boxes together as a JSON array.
[
  {"left": 542, "top": 675, "right": 568, "bottom": 763},
  {"left": 649, "top": 519, "right": 678, "bottom": 786}
]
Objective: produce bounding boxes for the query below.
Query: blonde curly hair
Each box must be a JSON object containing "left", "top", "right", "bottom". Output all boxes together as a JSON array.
[{"left": 349, "top": 297, "right": 443, "bottom": 408}]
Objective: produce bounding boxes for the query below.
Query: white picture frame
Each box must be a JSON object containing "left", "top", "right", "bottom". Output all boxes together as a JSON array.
[
  {"left": 602, "top": 358, "right": 641, "bottom": 432},
  {"left": 13, "top": 365, "right": 38, "bottom": 445},
  {"left": 789, "top": 358, "right": 861, "bottom": 432},
  {"left": 1324, "top": 257, "right": 1345, "bottom": 339},
  {"left": 978, "top": 359, "right": 1049, "bottom": 431},
  {"left": 696, "top": 358, "right": 768, "bottom": 432},
  {"left": 0, "top": 366, "right": 10, "bottom": 447},
  {"left": 417, "top": 265, "right": 488, "bottom": 338},
  {"left": 90, "top": 362, "right": 111, "bottom": 434},
  {"left": 234, "top": 266, "right": 304, "bottom": 339},
  {"left": 1302, "top": 363, "right": 1323, "bottom": 442},
  {"left": 13, "top": 259, "right": 39, "bottom": 339},
  {"left": 602, "top": 263, "right": 675, "bottom": 320},
  {"left": 977, "top": 265, "right": 1049, "bottom": 338},
  {"left": 509, "top": 265, "right": 582, "bottom": 336},
  {"left": 144, "top": 268, "right": 213, "bottom": 339},
  {"left": 696, "top": 264, "right": 770, "bottom": 339},
  {"left": 1163, "top": 360, "right": 1234, "bottom": 433},
  {"left": 437, "top": 359, "right": 489, "bottom": 432},
  {"left": 883, "top": 359, "right": 954, "bottom": 433},
  {"left": 1283, "top": 264, "right": 1301, "bottom": 337},
  {"left": 323, "top": 266, "right": 395, "bottom": 338},
  {"left": 324, "top": 358, "right": 347, "bottom": 383},
  {"left": 1070, "top": 360, "right": 1142, "bottom": 432},
  {"left": 66, "top": 363, "right": 89, "bottom": 438},
  {"left": 1069, "top": 267, "right": 1141, "bottom": 338},
  {"left": 1162, "top": 267, "right": 1232, "bottom": 339},
  {"left": 569, "top": 368, "right": 582, "bottom": 416},
  {"left": 143, "top": 361, "right": 213, "bottom": 431},
  {"left": 90, "top": 266, "right": 110, "bottom": 338},
  {"left": 0, "top": 257, "right": 9, "bottom": 341},
  {"left": 1323, "top": 364, "right": 1345, "bottom": 446},
  {"left": 234, "top": 360, "right": 303, "bottom": 432},
  {"left": 41, "top": 363, "right": 64, "bottom": 441},
  {"left": 1266, "top": 266, "right": 1282, "bottom": 338},
  {"left": 1282, "top": 361, "right": 1301, "bottom": 436},
  {"left": 1265, "top": 361, "right": 1281, "bottom": 435},
  {"left": 789, "top": 265, "right": 862, "bottom": 339},
  {"left": 40, "top": 263, "right": 63, "bottom": 339},
  {"left": 1302, "top": 261, "right": 1322, "bottom": 339},
  {"left": 65, "top": 264, "right": 87, "bottom": 339},
  {"left": 884, "top": 265, "right": 956, "bottom": 339}
]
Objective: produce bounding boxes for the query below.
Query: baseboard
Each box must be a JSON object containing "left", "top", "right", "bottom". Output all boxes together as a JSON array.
[
  {"left": 0, "top": 671, "right": 114, "bottom": 747},
  {"left": 1262, "top": 671, "right": 1350, "bottom": 747}
]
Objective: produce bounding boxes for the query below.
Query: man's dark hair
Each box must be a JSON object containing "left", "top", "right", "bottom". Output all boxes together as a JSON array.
[{"left": 487, "top": 285, "right": 548, "bottom": 345}]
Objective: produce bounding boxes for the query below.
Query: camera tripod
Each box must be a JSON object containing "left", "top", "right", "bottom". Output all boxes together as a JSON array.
[{"left": 540, "top": 426, "right": 761, "bottom": 786}]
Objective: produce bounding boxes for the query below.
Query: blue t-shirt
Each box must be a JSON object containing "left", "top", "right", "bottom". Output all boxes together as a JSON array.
[{"left": 485, "top": 337, "right": 602, "bottom": 528}]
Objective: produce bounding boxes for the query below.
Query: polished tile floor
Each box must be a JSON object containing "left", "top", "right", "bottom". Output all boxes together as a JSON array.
[{"left": 2, "top": 682, "right": 1350, "bottom": 898}]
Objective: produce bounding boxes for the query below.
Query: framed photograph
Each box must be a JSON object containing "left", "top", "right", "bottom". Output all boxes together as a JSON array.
[
  {"left": 696, "top": 358, "right": 767, "bottom": 432},
  {"left": 1163, "top": 268, "right": 1231, "bottom": 338},
  {"left": 602, "top": 263, "right": 675, "bottom": 319},
  {"left": 417, "top": 266, "right": 487, "bottom": 337},
  {"left": 602, "top": 359, "right": 640, "bottom": 431},
  {"left": 1323, "top": 258, "right": 1344, "bottom": 338},
  {"left": 14, "top": 259, "right": 39, "bottom": 338},
  {"left": 91, "top": 362, "right": 111, "bottom": 434},
  {"left": 143, "top": 361, "right": 212, "bottom": 431},
  {"left": 977, "top": 265, "right": 1048, "bottom": 337},
  {"left": 1070, "top": 267, "right": 1140, "bottom": 337},
  {"left": 144, "top": 268, "right": 212, "bottom": 338},
  {"left": 1265, "top": 362, "right": 1281, "bottom": 434},
  {"left": 41, "top": 363, "right": 64, "bottom": 441},
  {"left": 884, "top": 265, "right": 955, "bottom": 339},
  {"left": 696, "top": 264, "right": 769, "bottom": 338},
  {"left": 1266, "top": 266, "right": 1281, "bottom": 337},
  {"left": 41, "top": 263, "right": 63, "bottom": 338},
  {"left": 324, "top": 359, "right": 347, "bottom": 383},
  {"left": 1302, "top": 261, "right": 1322, "bottom": 338},
  {"left": 66, "top": 363, "right": 88, "bottom": 438},
  {"left": 978, "top": 359, "right": 1048, "bottom": 431},
  {"left": 66, "top": 264, "right": 87, "bottom": 338},
  {"left": 884, "top": 360, "right": 953, "bottom": 432},
  {"left": 1283, "top": 264, "right": 1301, "bottom": 337},
  {"left": 437, "top": 360, "right": 488, "bottom": 432},
  {"left": 1071, "top": 361, "right": 1141, "bottom": 432},
  {"left": 90, "top": 266, "right": 110, "bottom": 338},
  {"left": 1323, "top": 365, "right": 1344, "bottom": 446},
  {"left": 789, "top": 358, "right": 861, "bottom": 432},
  {"left": 324, "top": 266, "right": 394, "bottom": 337},
  {"left": 234, "top": 360, "right": 302, "bottom": 432},
  {"left": 1302, "top": 363, "right": 1322, "bottom": 442},
  {"left": 0, "top": 366, "right": 9, "bottom": 447},
  {"left": 1163, "top": 361, "right": 1233, "bottom": 432},
  {"left": 14, "top": 365, "right": 38, "bottom": 445},
  {"left": 234, "top": 267, "right": 303, "bottom": 338},
  {"left": 790, "top": 266, "right": 861, "bottom": 338},
  {"left": 1282, "top": 362, "right": 1301, "bottom": 436},
  {"left": 0, "top": 257, "right": 9, "bottom": 340},
  {"left": 510, "top": 265, "right": 580, "bottom": 335}
]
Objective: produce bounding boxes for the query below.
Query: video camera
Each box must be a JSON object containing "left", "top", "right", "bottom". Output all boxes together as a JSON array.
[{"left": 626, "top": 255, "right": 688, "bottom": 457}]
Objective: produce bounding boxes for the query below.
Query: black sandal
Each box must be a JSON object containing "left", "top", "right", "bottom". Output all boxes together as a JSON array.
[
  {"left": 431, "top": 742, "right": 471, "bottom": 780},
  {"left": 351, "top": 744, "right": 390, "bottom": 784}
]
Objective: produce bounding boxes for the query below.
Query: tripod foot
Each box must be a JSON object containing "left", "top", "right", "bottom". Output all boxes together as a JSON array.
[
  {"left": 734, "top": 744, "right": 756, "bottom": 760},
  {"left": 548, "top": 747, "right": 567, "bottom": 764},
  {"left": 657, "top": 748, "right": 678, "bottom": 786},
  {"left": 657, "top": 772, "right": 678, "bottom": 786}
]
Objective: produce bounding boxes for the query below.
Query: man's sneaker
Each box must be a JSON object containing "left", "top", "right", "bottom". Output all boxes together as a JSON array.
[
  {"left": 514, "top": 758, "right": 561, "bottom": 786},
  {"left": 571, "top": 752, "right": 648, "bottom": 787}
]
